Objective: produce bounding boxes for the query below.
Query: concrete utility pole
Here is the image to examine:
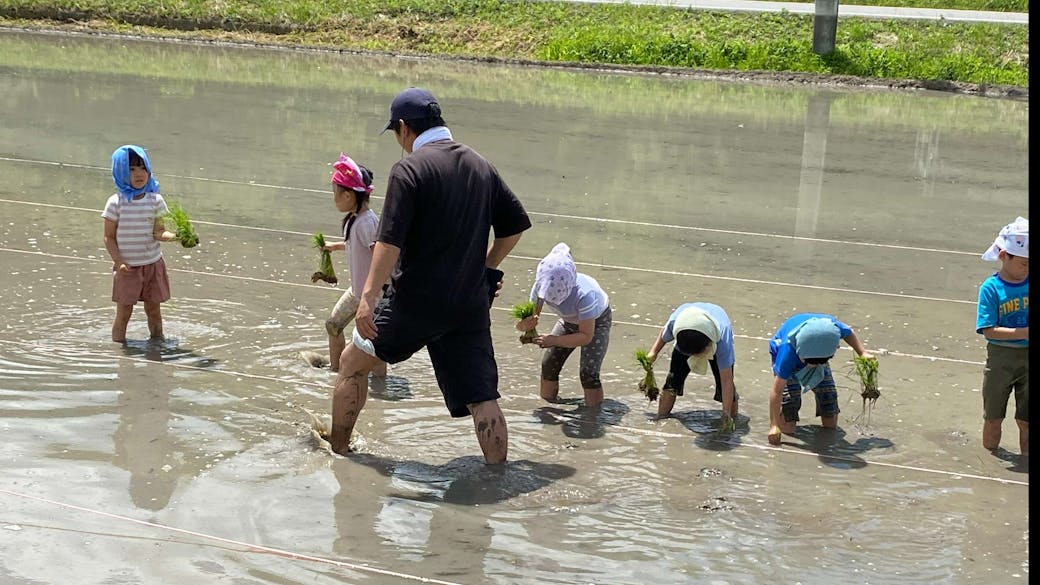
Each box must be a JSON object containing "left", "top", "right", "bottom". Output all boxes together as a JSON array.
[{"left": 812, "top": 0, "right": 839, "bottom": 55}]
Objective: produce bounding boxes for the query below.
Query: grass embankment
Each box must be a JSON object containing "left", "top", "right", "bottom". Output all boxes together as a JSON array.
[{"left": 0, "top": 0, "right": 1029, "bottom": 88}]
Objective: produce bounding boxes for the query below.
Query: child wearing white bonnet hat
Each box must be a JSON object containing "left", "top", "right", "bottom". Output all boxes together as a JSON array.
[
  {"left": 516, "top": 243, "right": 612, "bottom": 407},
  {"left": 976, "top": 216, "right": 1029, "bottom": 456},
  {"left": 982, "top": 216, "right": 1028, "bottom": 260}
]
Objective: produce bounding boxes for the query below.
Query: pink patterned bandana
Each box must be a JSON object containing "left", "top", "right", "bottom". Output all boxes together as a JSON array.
[{"left": 331, "top": 153, "right": 373, "bottom": 193}]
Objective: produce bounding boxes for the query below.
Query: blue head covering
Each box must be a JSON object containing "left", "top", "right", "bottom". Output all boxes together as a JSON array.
[
  {"left": 111, "top": 145, "right": 160, "bottom": 200},
  {"left": 789, "top": 317, "right": 841, "bottom": 390}
]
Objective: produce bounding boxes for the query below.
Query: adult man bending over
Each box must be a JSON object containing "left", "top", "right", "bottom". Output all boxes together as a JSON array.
[{"left": 330, "top": 87, "right": 531, "bottom": 464}]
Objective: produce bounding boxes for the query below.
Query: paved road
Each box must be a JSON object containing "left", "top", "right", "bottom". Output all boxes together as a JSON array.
[{"left": 563, "top": 0, "right": 1029, "bottom": 24}]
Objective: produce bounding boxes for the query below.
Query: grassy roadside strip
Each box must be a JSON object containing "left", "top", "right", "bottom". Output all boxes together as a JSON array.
[{"left": 0, "top": 0, "right": 1028, "bottom": 88}]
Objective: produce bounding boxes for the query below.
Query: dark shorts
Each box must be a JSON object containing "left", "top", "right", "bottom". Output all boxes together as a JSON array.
[
  {"left": 112, "top": 257, "right": 171, "bottom": 306},
  {"left": 370, "top": 297, "right": 499, "bottom": 418},
  {"left": 662, "top": 348, "right": 739, "bottom": 403},
  {"left": 780, "top": 365, "right": 839, "bottom": 422},
  {"left": 982, "top": 344, "right": 1029, "bottom": 421}
]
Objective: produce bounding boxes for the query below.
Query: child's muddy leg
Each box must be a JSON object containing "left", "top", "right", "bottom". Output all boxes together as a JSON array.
[
  {"left": 112, "top": 304, "right": 134, "bottom": 342},
  {"left": 983, "top": 418, "right": 1003, "bottom": 450},
  {"left": 540, "top": 379, "right": 560, "bottom": 403},
  {"left": 328, "top": 330, "right": 346, "bottom": 373},
  {"left": 143, "top": 301, "right": 163, "bottom": 339}
]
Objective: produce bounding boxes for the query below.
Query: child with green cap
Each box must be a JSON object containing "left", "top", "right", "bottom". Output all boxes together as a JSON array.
[
  {"left": 766, "top": 313, "right": 873, "bottom": 445},
  {"left": 644, "top": 302, "right": 738, "bottom": 427}
]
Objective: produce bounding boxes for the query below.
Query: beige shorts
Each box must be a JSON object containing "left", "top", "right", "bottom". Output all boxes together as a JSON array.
[{"left": 112, "top": 258, "right": 171, "bottom": 306}]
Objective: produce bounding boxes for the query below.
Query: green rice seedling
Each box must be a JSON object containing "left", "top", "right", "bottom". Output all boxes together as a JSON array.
[
  {"left": 635, "top": 348, "right": 659, "bottom": 402},
  {"left": 164, "top": 200, "right": 199, "bottom": 248},
  {"left": 854, "top": 355, "right": 880, "bottom": 424},
  {"left": 510, "top": 301, "right": 538, "bottom": 344},
  {"left": 310, "top": 232, "right": 338, "bottom": 285}
]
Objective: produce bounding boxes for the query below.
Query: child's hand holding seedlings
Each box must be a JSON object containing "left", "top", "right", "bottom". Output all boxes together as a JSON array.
[{"left": 515, "top": 314, "right": 539, "bottom": 333}]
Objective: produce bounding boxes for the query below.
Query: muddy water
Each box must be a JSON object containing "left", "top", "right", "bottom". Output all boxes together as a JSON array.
[{"left": 0, "top": 30, "right": 1029, "bottom": 585}]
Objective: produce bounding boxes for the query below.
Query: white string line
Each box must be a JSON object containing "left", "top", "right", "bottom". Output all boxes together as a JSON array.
[
  {"left": 0, "top": 247, "right": 986, "bottom": 366},
  {"left": 6, "top": 339, "right": 1010, "bottom": 486},
  {"left": 0, "top": 200, "right": 978, "bottom": 306},
  {"left": 556, "top": 418, "right": 1028, "bottom": 487},
  {"left": 0, "top": 488, "right": 464, "bottom": 585},
  {"left": 510, "top": 254, "right": 976, "bottom": 305},
  {"left": 0, "top": 156, "right": 980, "bottom": 256}
]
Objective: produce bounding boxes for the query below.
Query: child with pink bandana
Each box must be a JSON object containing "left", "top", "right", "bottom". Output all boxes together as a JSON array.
[
  {"left": 301, "top": 154, "right": 387, "bottom": 375},
  {"left": 515, "top": 243, "right": 612, "bottom": 407}
]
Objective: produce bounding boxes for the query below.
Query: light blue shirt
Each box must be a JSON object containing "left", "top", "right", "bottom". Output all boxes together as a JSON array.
[{"left": 531, "top": 273, "right": 609, "bottom": 323}]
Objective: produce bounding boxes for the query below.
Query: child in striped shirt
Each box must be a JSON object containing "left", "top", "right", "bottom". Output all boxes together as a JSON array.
[{"left": 102, "top": 145, "right": 178, "bottom": 343}]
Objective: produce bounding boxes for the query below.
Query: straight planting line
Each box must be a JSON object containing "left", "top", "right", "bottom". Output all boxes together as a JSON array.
[{"left": 0, "top": 156, "right": 980, "bottom": 255}]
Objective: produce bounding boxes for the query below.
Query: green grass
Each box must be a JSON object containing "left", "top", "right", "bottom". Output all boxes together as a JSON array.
[{"left": 0, "top": 0, "right": 1028, "bottom": 86}]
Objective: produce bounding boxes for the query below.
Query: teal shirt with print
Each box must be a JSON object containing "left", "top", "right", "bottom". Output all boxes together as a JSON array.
[{"left": 976, "top": 273, "right": 1028, "bottom": 348}]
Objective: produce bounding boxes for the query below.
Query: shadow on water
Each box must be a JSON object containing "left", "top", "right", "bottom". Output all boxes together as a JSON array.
[
  {"left": 367, "top": 374, "right": 413, "bottom": 401},
  {"left": 784, "top": 426, "right": 895, "bottom": 470},
  {"left": 346, "top": 453, "right": 576, "bottom": 506},
  {"left": 533, "top": 398, "right": 629, "bottom": 440},
  {"left": 122, "top": 338, "right": 220, "bottom": 368},
  {"left": 990, "top": 447, "right": 1029, "bottom": 474},
  {"left": 670, "top": 409, "right": 751, "bottom": 452}
]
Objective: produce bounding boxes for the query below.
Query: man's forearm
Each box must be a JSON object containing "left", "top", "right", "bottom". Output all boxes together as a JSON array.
[
  {"left": 486, "top": 233, "right": 522, "bottom": 268},
  {"left": 363, "top": 242, "right": 401, "bottom": 298}
]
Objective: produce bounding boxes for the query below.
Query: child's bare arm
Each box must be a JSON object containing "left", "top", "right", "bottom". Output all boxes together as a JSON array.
[
  {"left": 980, "top": 325, "right": 1029, "bottom": 341},
  {"left": 647, "top": 329, "right": 667, "bottom": 363},
  {"left": 153, "top": 218, "right": 177, "bottom": 242},
  {"left": 323, "top": 242, "right": 347, "bottom": 252},
  {"left": 104, "top": 218, "right": 129, "bottom": 271},
  {"left": 537, "top": 318, "right": 594, "bottom": 349},
  {"left": 842, "top": 331, "right": 873, "bottom": 358}
]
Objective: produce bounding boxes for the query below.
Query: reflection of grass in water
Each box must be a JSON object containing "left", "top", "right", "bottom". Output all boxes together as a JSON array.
[{"left": 0, "top": 17, "right": 1027, "bottom": 143}]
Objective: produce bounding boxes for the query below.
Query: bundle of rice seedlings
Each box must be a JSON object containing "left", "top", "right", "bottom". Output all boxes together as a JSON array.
[
  {"left": 164, "top": 201, "right": 199, "bottom": 248},
  {"left": 635, "top": 348, "right": 659, "bottom": 402},
  {"left": 510, "top": 301, "right": 538, "bottom": 344},
  {"left": 854, "top": 355, "right": 880, "bottom": 424},
  {"left": 310, "top": 232, "right": 338, "bottom": 285}
]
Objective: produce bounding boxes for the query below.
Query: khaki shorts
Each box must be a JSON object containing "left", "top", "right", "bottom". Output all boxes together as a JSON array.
[
  {"left": 982, "top": 343, "right": 1028, "bottom": 421},
  {"left": 112, "top": 258, "right": 171, "bottom": 306}
]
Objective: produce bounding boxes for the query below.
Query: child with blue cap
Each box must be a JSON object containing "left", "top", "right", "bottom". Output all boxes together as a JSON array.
[{"left": 767, "top": 313, "right": 873, "bottom": 445}]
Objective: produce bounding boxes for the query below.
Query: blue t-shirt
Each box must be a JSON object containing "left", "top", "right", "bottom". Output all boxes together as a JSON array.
[
  {"left": 531, "top": 273, "right": 609, "bottom": 323},
  {"left": 661, "top": 302, "right": 736, "bottom": 369},
  {"left": 976, "top": 273, "right": 1029, "bottom": 348},
  {"left": 769, "top": 313, "right": 853, "bottom": 379}
]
